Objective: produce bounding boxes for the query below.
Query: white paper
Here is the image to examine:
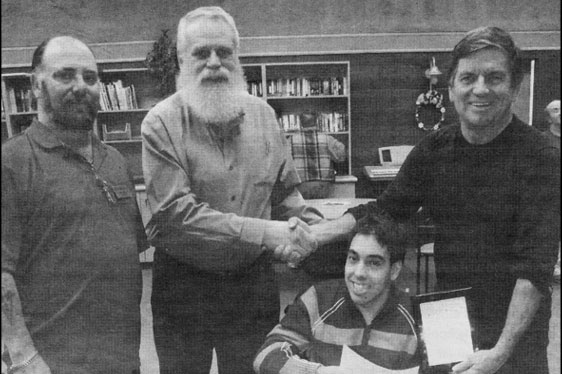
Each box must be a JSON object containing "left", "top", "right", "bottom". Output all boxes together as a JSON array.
[
  {"left": 340, "top": 345, "right": 419, "bottom": 374},
  {"left": 419, "top": 296, "right": 474, "bottom": 366}
]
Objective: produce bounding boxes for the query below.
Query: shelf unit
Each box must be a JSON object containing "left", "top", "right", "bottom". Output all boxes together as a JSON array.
[
  {"left": 243, "top": 61, "right": 352, "bottom": 175},
  {"left": 2, "top": 60, "right": 352, "bottom": 176},
  {"left": 1, "top": 72, "right": 35, "bottom": 142}
]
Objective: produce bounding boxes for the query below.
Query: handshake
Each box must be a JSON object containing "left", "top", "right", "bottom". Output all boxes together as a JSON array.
[{"left": 263, "top": 217, "right": 319, "bottom": 268}]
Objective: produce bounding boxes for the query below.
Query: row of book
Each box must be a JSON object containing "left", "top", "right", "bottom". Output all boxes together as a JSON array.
[
  {"left": 278, "top": 111, "right": 348, "bottom": 133},
  {"left": 267, "top": 77, "right": 347, "bottom": 97},
  {"left": 4, "top": 87, "right": 37, "bottom": 113},
  {"left": 99, "top": 80, "right": 138, "bottom": 111},
  {"left": 246, "top": 81, "right": 263, "bottom": 97}
]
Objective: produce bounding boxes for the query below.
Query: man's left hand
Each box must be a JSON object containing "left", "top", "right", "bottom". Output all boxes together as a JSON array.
[{"left": 451, "top": 348, "right": 509, "bottom": 374}]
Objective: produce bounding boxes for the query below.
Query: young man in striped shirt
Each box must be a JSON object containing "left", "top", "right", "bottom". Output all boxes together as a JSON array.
[{"left": 254, "top": 212, "right": 422, "bottom": 374}]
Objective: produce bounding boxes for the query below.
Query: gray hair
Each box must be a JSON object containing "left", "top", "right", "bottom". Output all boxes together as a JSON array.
[{"left": 176, "top": 6, "right": 239, "bottom": 57}]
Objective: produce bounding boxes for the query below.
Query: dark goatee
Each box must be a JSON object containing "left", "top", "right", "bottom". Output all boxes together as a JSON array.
[{"left": 50, "top": 97, "right": 99, "bottom": 131}]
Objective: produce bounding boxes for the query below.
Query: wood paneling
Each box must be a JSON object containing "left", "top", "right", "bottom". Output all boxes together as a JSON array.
[{"left": 1, "top": 0, "right": 560, "bottom": 47}]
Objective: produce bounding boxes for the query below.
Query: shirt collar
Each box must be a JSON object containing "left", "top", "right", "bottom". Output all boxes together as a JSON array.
[
  {"left": 27, "top": 118, "right": 108, "bottom": 161},
  {"left": 343, "top": 282, "right": 402, "bottom": 324},
  {"left": 373, "top": 284, "right": 401, "bottom": 321},
  {"left": 27, "top": 118, "right": 65, "bottom": 149},
  {"left": 206, "top": 112, "right": 245, "bottom": 141}
]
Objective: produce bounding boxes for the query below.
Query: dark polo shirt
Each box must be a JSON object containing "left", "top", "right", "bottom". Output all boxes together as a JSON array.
[{"left": 2, "top": 119, "right": 145, "bottom": 373}]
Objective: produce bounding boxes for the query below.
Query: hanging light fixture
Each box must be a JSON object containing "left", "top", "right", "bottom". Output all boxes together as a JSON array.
[{"left": 424, "top": 57, "right": 442, "bottom": 88}]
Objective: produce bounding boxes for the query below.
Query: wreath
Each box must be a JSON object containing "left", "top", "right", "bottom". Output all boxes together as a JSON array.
[{"left": 415, "top": 89, "right": 446, "bottom": 131}]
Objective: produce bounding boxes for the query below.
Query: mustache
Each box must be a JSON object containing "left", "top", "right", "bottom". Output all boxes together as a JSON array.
[
  {"left": 63, "top": 92, "right": 97, "bottom": 104},
  {"left": 200, "top": 70, "right": 230, "bottom": 83},
  {"left": 62, "top": 93, "right": 100, "bottom": 112}
]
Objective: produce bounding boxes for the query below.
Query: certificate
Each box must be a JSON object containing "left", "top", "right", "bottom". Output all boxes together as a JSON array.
[
  {"left": 340, "top": 345, "right": 419, "bottom": 374},
  {"left": 412, "top": 288, "right": 475, "bottom": 367}
]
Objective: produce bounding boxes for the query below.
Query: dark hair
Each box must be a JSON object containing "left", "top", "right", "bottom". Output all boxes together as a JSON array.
[
  {"left": 31, "top": 38, "right": 52, "bottom": 71},
  {"left": 447, "top": 26, "right": 523, "bottom": 89},
  {"left": 355, "top": 211, "right": 409, "bottom": 264},
  {"left": 300, "top": 111, "right": 317, "bottom": 128},
  {"left": 31, "top": 36, "right": 96, "bottom": 72}
]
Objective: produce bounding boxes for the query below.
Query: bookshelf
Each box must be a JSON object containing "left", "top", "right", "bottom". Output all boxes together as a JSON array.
[
  {"left": 243, "top": 61, "right": 352, "bottom": 176},
  {"left": 1, "top": 72, "right": 36, "bottom": 141},
  {"left": 0, "top": 65, "right": 154, "bottom": 182},
  {"left": 94, "top": 67, "right": 155, "bottom": 182},
  {"left": 2, "top": 60, "right": 352, "bottom": 177}
]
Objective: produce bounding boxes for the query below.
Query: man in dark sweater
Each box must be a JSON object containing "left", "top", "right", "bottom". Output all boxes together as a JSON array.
[{"left": 299, "top": 27, "right": 560, "bottom": 374}]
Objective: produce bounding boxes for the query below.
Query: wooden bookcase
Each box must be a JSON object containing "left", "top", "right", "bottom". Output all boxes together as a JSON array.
[
  {"left": 1, "top": 72, "right": 36, "bottom": 142},
  {"left": 243, "top": 61, "right": 352, "bottom": 176},
  {"left": 2, "top": 60, "right": 352, "bottom": 178}
]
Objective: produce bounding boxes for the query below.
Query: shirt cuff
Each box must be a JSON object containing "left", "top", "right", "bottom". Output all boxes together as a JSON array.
[
  {"left": 282, "top": 357, "right": 322, "bottom": 374},
  {"left": 240, "top": 217, "right": 268, "bottom": 247},
  {"left": 514, "top": 269, "right": 553, "bottom": 296}
]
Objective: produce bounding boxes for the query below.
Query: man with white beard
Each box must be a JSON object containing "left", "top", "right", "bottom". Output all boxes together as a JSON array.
[{"left": 141, "top": 6, "right": 322, "bottom": 374}]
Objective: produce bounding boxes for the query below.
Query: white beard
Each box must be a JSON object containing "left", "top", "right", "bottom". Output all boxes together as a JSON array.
[{"left": 179, "top": 64, "right": 247, "bottom": 125}]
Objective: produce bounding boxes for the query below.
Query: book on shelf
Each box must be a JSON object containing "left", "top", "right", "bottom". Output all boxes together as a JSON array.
[
  {"left": 317, "top": 111, "right": 347, "bottom": 133},
  {"left": 246, "top": 81, "right": 262, "bottom": 97},
  {"left": 277, "top": 111, "right": 347, "bottom": 133},
  {"left": 99, "top": 80, "right": 139, "bottom": 111},
  {"left": 106, "top": 83, "right": 120, "bottom": 110},
  {"left": 130, "top": 84, "right": 138, "bottom": 109},
  {"left": 114, "top": 80, "right": 128, "bottom": 110},
  {"left": 278, "top": 113, "right": 301, "bottom": 131},
  {"left": 266, "top": 77, "right": 345, "bottom": 97},
  {"left": 6, "top": 87, "right": 36, "bottom": 113},
  {"left": 100, "top": 86, "right": 111, "bottom": 111}
]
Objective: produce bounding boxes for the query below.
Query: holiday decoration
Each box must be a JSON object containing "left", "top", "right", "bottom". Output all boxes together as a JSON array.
[{"left": 415, "top": 57, "right": 446, "bottom": 131}]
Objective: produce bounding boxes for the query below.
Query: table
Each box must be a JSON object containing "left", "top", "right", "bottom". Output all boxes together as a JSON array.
[{"left": 305, "top": 198, "right": 373, "bottom": 220}]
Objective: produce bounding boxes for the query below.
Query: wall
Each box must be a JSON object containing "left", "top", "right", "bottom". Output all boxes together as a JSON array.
[
  {"left": 2, "top": 0, "right": 560, "bottom": 198},
  {"left": 2, "top": 0, "right": 560, "bottom": 47}
]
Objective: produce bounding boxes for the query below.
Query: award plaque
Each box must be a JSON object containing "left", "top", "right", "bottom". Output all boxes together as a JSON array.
[{"left": 412, "top": 288, "right": 476, "bottom": 369}]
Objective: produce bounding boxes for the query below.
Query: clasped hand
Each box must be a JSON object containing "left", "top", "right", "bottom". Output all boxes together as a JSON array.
[{"left": 266, "top": 217, "right": 318, "bottom": 267}]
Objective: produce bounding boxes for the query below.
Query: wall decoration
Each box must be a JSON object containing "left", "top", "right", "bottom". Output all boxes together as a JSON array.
[{"left": 416, "top": 57, "right": 446, "bottom": 131}]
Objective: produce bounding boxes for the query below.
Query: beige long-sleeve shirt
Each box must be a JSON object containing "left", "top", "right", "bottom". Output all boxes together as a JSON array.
[{"left": 141, "top": 91, "right": 322, "bottom": 273}]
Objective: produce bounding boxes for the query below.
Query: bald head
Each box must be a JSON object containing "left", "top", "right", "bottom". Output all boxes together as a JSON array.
[
  {"left": 32, "top": 36, "right": 96, "bottom": 73},
  {"left": 545, "top": 100, "right": 560, "bottom": 133},
  {"left": 31, "top": 36, "right": 100, "bottom": 131},
  {"left": 546, "top": 100, "right": 560, "bottom": 112}
]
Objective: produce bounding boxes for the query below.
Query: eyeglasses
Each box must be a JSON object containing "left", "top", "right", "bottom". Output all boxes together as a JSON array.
[
  {"left": 94, "top": 174, "right": 117, "bottom": 204},
  {"left": 52, "top": 68, "right": 99, "bottom": 86}
]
